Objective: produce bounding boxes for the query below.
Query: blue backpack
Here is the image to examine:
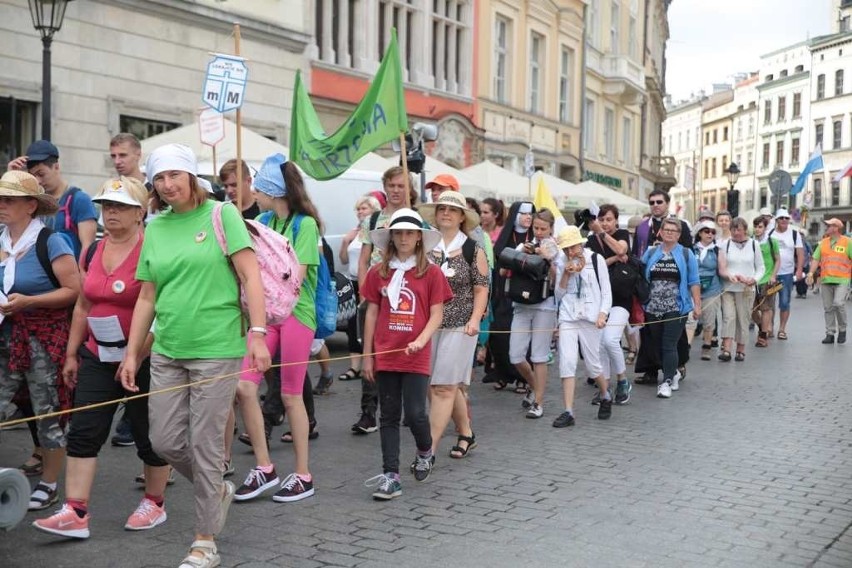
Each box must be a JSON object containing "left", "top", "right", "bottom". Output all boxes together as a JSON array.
[{"left": 292, "top": 214, "right": 338, "bottom": 339}]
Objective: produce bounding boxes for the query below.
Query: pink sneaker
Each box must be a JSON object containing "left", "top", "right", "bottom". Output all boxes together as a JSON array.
[
  {"left": 32, "top": 503, "right": 90, "bottom": 539},
  {"left": 124, "top": 498, "right": 167, "bottom": 531}
]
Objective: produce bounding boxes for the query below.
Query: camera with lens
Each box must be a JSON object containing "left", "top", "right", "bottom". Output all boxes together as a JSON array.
[{"left": 573, "top": 208, "right": 596, "bottom": 231}]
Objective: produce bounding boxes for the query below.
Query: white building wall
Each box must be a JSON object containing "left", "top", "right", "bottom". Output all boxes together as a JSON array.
[{"left": 0, "top": 0, "right": 309, "bottom": 192}]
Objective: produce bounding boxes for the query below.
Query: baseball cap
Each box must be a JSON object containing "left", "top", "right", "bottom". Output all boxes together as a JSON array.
[
  {"left": 25, "top": 140, "right": 60, "bottom": 164},
  {"left": 775, "top": 208, "right": 790, "bottom": 219},
  {"left": 425, "top": 174, "right": 460, "bottom": 192},
  {"left": 823, "top": 217, "right": 844, "bottom": 229}
]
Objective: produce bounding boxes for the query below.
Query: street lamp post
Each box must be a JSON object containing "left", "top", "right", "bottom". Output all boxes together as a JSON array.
[
  {"left": 725, "top": 162, "right": 741, "bottom": 218},
  {"left": 28, "top": 0, "right": 72, "bottom": 141}
]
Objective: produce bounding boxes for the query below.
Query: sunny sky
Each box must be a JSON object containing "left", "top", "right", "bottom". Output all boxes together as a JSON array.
[{"left": 666, "top": 0, "right": 835, "bottom": 103}]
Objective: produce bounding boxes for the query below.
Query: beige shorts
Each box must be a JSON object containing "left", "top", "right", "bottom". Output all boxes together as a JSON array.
[{"left": 430, "top": 327, "right": 478, "bottom": 386}]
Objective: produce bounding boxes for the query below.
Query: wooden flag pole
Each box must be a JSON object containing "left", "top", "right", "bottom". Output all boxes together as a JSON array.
[
  {"left": 399, "top": 132, "right": 411, "bottom": 208},
  {"left": 234, "top": 23, "right": 244, "bottom": 216},
  {"left": 212, "top": 145, "right": 218, "bottom": 184}
]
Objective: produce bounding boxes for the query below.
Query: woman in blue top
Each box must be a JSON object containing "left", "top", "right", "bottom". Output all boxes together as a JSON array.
[
  {"left": 693, "top": 220, "right": 722, "bottom": 361},
  {"left": 0, "top": 171, "right": 79, "bottom": 510},
  {"left": 637, "top": 218, "right": 702, "bottom": 399}
]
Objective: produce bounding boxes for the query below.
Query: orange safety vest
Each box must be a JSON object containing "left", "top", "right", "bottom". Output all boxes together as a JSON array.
[{"left": 819, "top": 235, "right": 852, "bottom": 279}]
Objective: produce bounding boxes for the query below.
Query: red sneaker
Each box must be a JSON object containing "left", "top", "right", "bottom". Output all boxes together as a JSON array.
[{"left": 32, "top": 504, "right": 90, "bottom": 539}]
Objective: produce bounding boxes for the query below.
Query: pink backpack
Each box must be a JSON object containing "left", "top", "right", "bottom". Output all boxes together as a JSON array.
[{"left": 211, "top": 202, "right": 302, "bottom": 325}]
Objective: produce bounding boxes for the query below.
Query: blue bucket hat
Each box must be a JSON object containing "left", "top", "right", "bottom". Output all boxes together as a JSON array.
[{"left": 253, "top": 153, "right": 288, "bottom": 198}]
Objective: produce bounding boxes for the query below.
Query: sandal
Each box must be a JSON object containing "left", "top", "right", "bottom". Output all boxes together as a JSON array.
[
  {"left": 718, "top": 350, "right": 732, "bottom": 362},
  {"left": 755, "top": 333, "right": 768, "bottom": 348},
  {"left": 337, "top": 368, "right": 361, "bottom": 381},
  {"left": 449, "top": 434, "right": 477, "bottom": 459},
  {"left": 179, "top": 540, "right": 220, "bottom": 568},
  {"left": 28, "top": 482, "right": 59, "bottom": 511},
  {"left": 625, "top": 350, "right": 636, "bottom": 365},
  {"left": 777, "top": 330, "right": 788, "bottom": 340},
  {"left": 700, "top": 344, "right": 712, "bottom": 361},
  {"left": 735, "top": 352, "right": 746, "bottom": 362},
  {"left": 493, "top": 379, "right": 509, "bottom": 391},
  {"left": 281, "top": 420, "right": 319, "bottom": 443},
  {"left": 513, "top": 384, "right": 528, "bottom": 394},
  {"left": 19, "top": 453, "right": 43, "bottom": 477}
]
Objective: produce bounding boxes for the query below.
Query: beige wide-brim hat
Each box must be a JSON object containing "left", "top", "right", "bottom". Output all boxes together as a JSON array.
[
  {"left": 557, "top": 225, "right": 587, "bottom": 249},
  {"left": 370, "top": 208, "right": 442, "bottom": 252},
  {"left": 92, "top": 176, "right": 148, "bottom": 208},
  {"left": 0, "top": 170, "right": 58, "bottom": 215},
  {"left": 418, "top": 190, "right": 480, "bottom": 234}
]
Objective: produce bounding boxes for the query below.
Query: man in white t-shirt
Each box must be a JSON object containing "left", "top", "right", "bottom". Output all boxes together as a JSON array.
[{"left": 768, "top": 208, "right": 804, "bottom": 339}]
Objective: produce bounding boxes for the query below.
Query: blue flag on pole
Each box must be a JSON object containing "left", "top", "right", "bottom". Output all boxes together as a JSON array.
[{"left": 790, "top": 144, "right": 823, "bottom": 196}]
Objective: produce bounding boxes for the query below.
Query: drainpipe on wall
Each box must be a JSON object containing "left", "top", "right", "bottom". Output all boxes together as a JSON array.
[{"left": 579, "top": 2, "right": 588, "bottom": 181}]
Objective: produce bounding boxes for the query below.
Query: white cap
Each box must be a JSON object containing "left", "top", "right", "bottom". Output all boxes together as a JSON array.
[
  {"left": 775, "top": 208, "right": 791, "bottom": 219},
  {"left": 145, "top": 143, "right": 198, "bottom": 184},
  {"left": 759, "top": 207, "right": 772, "bottom": 216},
  {"left": 92, "top": 177, "right": 146, "bottom": 208},
  {"left": 197, "top": 177, "right": 215, "bottom": 194}
]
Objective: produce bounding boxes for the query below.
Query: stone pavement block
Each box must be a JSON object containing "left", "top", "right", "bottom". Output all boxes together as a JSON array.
[{"left": 351, "top": 537, "right": 405, "bottom": 552}]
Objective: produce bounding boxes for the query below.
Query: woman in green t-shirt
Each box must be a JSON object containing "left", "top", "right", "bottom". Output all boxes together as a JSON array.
[
  {"left": 121, "top": 143, "right": 271, "bottom": 568},
  {"left": 236, "top": 153, "right": 321, "bottom": 505}
]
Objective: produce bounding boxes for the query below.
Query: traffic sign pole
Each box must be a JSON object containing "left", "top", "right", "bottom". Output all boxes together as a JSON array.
[{"left": 234, "top": 23, "right": 243, "bottom": 216}]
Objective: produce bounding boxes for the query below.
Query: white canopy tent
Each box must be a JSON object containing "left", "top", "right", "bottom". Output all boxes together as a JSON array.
[
  {"left": 462, "top": 160, "right": 535, "bottom": 202},
  {"left": 573, "top": 180, "right": 648, "bottom": 216},
  {"left": 140, "top": 119, "right": 392, "bottom": 176}
]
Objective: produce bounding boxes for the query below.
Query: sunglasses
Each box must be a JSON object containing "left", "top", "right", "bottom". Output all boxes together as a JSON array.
[
  {"left": 649, "top": 199, "right": 666, "bottom": 205},
  {"left": 702, "top": 230, "right": 716, "bottom": 235}
]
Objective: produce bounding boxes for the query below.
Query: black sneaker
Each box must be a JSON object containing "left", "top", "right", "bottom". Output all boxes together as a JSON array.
[
  {"left": 711, "top": 337, "right": 719, "bottom": 348},
  {"left": 839, "top": 331, "right": 847, "bottom": 344},
  {"left": 635, "top": 371, "right": 656, "bottom": 385},
  {"left": 351, "top": 413, "right": 377, "bottom": 434},
  {"left": 111, "top": 417, "right": 134, "bottom": 447},
  {"left": 234, "top": 466, "right": 280, "bottom": 501},
  {"left": 272, "top": 473, "right": 315, "bottom": 502},
  {"left": 822, "top": 334, "right": 835, "bottom": 344},
  {"left": 412, "top": 454, "right": 433, "bottom": 482},
  {"left": 313, "top": 373, "right": 333, "bottom": 395},
  {"left": 552, "top": 411, "right": 575, "bottom": 428},
  {"left": 598, "top": 398, "right": 613, "bottom": 420},
  {"left": 409, "top": 454, "right": 435, "bottom": 473}
]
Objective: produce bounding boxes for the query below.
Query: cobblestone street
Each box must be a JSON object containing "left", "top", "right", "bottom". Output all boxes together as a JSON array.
[{"left": 2, "top": 299, "right": 851, "bottom": 567}]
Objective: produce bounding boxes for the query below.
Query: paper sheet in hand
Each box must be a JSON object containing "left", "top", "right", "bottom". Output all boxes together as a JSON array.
[
  {"left": 589, "top": 201, "right": 600, "bottom": 217},
  {"left": 87, "top": 315, "right": 126, "bottom": 362}
]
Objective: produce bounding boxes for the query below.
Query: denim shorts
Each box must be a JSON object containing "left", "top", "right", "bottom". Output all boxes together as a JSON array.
[{"left": 777, "top": 273, "right": 794, "bottom": 312}]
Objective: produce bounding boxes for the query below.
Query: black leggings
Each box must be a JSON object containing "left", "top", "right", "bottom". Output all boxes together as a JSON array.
[
  {"left": 66, "top": 347, "right": 167, "bottom": 466},
  {"left": 262, "top": 368, "right": 316, "bottom": 425},
  {"left": 377, "top": 371, "right": 431, "bottom": 474}
]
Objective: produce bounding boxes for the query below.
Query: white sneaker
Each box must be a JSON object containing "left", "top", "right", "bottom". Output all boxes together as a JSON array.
[
  {"left": 525, "top": 403, "right": 544, "bottom": 419},
  {"left": 657, "top": 382, "right": 672, "bottom": 398},
  {"left": 670, "top": 371, "right": 681, "bottom": 391}
]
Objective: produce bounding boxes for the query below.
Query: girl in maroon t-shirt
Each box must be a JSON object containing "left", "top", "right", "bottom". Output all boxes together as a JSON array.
[{"left": 361, "top": 209, "right": 452, "bottom": 500}]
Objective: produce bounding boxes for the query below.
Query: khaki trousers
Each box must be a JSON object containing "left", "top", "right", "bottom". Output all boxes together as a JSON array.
[
  {"left": 721, "top": 288, "right": 756, "bottom": 344},
  {"left": 821, "top": 283, "right": 849, "bottom": 334},
  {"left": 148, "top": 353, "right": 240, "bottom": 535}
]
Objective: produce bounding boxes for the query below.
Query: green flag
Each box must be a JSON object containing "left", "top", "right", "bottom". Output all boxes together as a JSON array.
[{"left": 290, "top": 30, "right": 408, "bottom": 180}]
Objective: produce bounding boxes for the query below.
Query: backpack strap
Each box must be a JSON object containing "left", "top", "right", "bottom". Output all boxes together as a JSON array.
[
  {"left": 36, "top": 228, "right": 61, "bottom": 289},
  {"left": 59, "top": 187, "right": 82, "bottom": 233},
  {"left": 369, "top": 210, "right": 381, "bottom": 232},
  {"left": 82, "top": 240, "right": 100, "bottom": 272},
  {"left": 462, "top": 237, "right": 477, "bottom": 266},
  {"left": 591, "top": 252, "right": 600, "bottom": 288}
]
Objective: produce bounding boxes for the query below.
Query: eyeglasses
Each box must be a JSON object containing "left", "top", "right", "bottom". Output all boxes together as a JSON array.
[
  {"left": 661, "top": 228, "right": 681, "bottom": 233},
  {"left": 649, "top": 200, "right": 666, "bottom": 205}
]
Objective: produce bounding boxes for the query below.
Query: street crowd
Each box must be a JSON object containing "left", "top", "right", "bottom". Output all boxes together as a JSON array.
[{"left": 1, "top": 134, "right": 850, "bottom": 568}]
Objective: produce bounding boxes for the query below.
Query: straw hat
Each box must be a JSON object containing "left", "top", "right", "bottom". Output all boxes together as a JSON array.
[
  {"left": 370, "top": 208, "right": 442, "bottom": 251},
  {"left": 418, "top": 190, "right": 480, "bottom": 234},
  {"left": 557, "top": 225, "right": 587, "bottom": 249},
  {"left": 0, "top": 170, "right": 58, "bottom": 215}
]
